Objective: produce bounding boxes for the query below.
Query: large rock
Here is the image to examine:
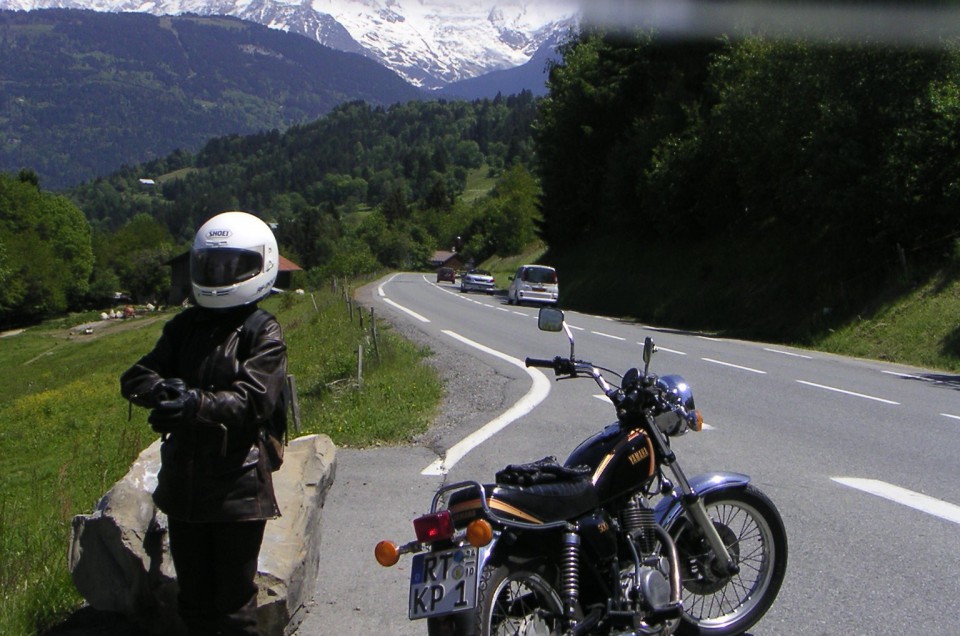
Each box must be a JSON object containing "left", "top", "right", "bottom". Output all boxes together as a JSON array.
[{"left": 68, "top": 434, "right": 337, "bottom": 635}]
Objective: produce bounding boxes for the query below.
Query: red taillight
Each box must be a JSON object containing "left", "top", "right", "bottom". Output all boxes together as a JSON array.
[{"left": 413, "top": 510, "right": 455, "bottom": 543}]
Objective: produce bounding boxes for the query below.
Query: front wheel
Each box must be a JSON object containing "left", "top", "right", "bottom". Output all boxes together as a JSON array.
[{"left": 670, "top": 484, "right": 787, "bottom": 636}]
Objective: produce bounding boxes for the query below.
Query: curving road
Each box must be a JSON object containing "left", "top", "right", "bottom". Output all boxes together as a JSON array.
[{"left": 293, "top": 272, "right": 960, "bottom": 636}]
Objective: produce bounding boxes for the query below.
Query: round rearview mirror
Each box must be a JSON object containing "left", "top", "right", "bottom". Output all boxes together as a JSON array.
[{"left": 538, "top": 307, "right": 565, "bottom": 332}]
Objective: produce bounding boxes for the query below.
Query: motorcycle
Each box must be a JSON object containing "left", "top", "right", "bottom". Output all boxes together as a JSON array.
[{"left": 375, "top": 307, "right": 787, "bottom": 635}]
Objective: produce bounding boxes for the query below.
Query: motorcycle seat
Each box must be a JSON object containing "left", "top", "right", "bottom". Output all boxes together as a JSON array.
[{"left": 448, "top": 479, "right": 599, "bottom": 526}]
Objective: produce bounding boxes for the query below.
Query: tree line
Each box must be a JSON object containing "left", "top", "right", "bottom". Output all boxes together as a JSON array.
[{"left": 536, "top": 30, "right": 960, "bottom": 338}]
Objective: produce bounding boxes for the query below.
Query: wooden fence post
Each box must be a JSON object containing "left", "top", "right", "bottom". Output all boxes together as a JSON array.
[
  {"left": 371, "top": 307, "right": 380, "bottom": 361},
  {"left": 357, "top": 344, "right": 364, "bottom": 389}
]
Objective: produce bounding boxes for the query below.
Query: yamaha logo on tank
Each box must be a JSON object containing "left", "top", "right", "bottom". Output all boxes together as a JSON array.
[{"left": 206, "top": 229, "right": 232, "bottom": 238}]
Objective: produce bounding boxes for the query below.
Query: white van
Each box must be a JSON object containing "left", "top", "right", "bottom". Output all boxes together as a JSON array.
[{"left": 507, "top": 265, "right": 559, "bottom": 306}]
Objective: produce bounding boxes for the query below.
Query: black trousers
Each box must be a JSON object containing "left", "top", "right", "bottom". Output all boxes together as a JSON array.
[{"left": 167, "top": 518, "right": 267, "bottom": 636}]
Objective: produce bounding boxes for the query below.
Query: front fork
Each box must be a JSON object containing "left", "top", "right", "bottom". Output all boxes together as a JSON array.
[
  {"left": 647, "top": 420, "right": 741, "bottom": 576},
  {"left": 678, "top": 484, "right": 740, "bottom": 577},
  {"left": 654, "top": 468, "right": 751, "bottom": 577}
]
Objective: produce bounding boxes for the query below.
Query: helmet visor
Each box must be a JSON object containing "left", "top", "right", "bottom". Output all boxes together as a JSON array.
[{"left": 191, "top": 247, "right": 263, "bottom": 287}]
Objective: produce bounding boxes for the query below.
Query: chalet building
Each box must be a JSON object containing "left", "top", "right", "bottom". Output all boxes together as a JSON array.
[
  {"left": 165, "top": 251, "right": 303, "bottom": 305},
  {"left": 429, "top": 250, "right": 464, "bottom": 271}
]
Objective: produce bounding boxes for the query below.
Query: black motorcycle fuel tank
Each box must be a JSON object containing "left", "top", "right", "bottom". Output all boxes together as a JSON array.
[{"left": 565, "top": 422, "right": 656, "bottom": 503}]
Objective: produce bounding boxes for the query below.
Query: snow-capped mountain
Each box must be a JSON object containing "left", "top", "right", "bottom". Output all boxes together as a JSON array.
[{"left": 0, "top": 0, "right": 581, "bottom": 89}]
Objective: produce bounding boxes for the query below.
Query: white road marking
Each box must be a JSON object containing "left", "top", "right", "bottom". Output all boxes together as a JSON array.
[
  {"left": 702, "top": 358, "right": 766, "bottom": 374},
  {"left": 421, "top": 331, "right": 551, "bottom": 476},
  {"left": 764, "top": 347, "right": 812, "bottom": 359},
  {"left": 382, "top": 298, "right": 430, "bottom": 323},
  {"left": 882, "top": 370, "right": 925, "bottom": 380},
  {"left": 592, "top": 331, "right": 626, "bottom": 341},
  {"left": 942, "top": 413, "right": 960, "bottom": 421},
  {"left": 797, "top": 380, "right": 899, "bottom": 405},
  {"left": 377, "top": 273, "right": 401, "bottom": 296},
  {"left": 882, "top": 370, "right": 960, "bottom": 390},
  {"left": 651, "top": 345, "right": 686, "bottom": 356},
  {"left": 832, "top": 478, "right": 960, "bottom": 525}
]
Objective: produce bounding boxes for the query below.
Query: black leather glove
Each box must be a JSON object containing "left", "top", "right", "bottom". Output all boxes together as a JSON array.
[
  {"left": 148, "top": 380, "right": 200, "bottom": 433},
  {"left": 140, "top": 378, "right": 186, "bottom": 407},
  {"left": 133, "top": 378, "right": 183, "bottom": 409}
]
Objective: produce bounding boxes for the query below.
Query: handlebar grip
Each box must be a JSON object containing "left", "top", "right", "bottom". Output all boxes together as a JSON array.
[{"left": 525, "top": 357, "right": 556, "bottom": 369}]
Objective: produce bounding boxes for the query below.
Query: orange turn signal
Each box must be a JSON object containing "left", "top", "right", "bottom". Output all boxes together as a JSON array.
[
  {"left": 690, "top": 410, "right": 703, "bottom": 432},
  {"left": 375, "top": 540, "right": 400, "bottom": 567},
  {"left": 466, "top": 519, "right": 493, "bottom": 547}
]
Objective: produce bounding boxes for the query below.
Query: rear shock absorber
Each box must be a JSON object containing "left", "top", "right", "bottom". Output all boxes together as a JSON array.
[{"left": 560, "top": 530, "right": 581, "bottom": 622}]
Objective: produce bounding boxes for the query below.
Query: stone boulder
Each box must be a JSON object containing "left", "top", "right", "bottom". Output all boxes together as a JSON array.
[{"left": 68, "top": 434, "right": 337, "bottom": 635}]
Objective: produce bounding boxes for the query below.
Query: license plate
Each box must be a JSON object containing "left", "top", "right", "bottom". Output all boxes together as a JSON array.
[{"left": 408, "top": 546, "right": 479, "bottom": 619}]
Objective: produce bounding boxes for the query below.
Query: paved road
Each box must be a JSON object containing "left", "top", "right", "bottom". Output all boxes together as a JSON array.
[{"left": 294, "top": 272, "right": 960, "bottom": 636}]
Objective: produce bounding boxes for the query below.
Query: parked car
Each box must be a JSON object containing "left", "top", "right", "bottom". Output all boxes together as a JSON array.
[
  {"left": 460, "top": 269, "right": 496, "bottom": 294},
  {"left": 436, "top": 267, "right": 456, "bottom": 283},
  {"left": 507, "top": 264, "right": 558, "bottom": 305}
]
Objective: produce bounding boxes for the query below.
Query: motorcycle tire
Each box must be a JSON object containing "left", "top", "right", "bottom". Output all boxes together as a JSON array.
[
  {"left": 670, "top": 484, "right": 787, "bottom": 636},
  {"left": 427, "top": 561, "right": 565, "bottom": 636}
]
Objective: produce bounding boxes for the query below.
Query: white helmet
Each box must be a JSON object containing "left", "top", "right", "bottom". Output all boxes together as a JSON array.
[{"left": 191, "top": 211, "right": 278, "bottom": 309}]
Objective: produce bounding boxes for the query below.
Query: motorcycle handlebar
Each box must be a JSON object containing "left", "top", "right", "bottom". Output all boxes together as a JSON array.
[
  {"left": 524, "top": 357, "right": 556, "bottom": 369},
  {"left": 526, "top": 354, "right": 691, "bottom": 433},
  {"left": 525, "top": 356, "right": 577, "bottom": 376}
]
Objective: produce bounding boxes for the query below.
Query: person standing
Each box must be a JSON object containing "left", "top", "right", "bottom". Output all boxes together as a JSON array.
[{"left": 121, "top": 211, "right": 287, "bottom": 635}]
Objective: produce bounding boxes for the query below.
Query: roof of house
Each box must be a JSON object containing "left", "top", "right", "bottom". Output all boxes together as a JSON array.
[
  {"left": 430, "top": 250, "right": 462, "bottom": 266},
  {"left": 279, "top": 255, "right": 303, "bottom": 272}
]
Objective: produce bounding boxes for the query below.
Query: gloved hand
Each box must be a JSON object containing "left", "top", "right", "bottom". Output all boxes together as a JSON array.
[
  {"left": 148, "top": 380, "right": 200, "bottom": 433},
  {"left": 133, "top": 378, "right": 182, "bottom": 409},
  {"left": 140, "top": 378, "right": 186, "bottom": 407}
]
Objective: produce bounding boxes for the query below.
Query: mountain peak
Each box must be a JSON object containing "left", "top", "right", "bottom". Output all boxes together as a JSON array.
[{"left": 0, "top": 0, "right": 581, "bottom": 89}]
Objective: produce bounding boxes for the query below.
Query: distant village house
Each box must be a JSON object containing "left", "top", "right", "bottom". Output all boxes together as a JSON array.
[{"left": 429, "top": 250, "right": 464, "bottom": 271}]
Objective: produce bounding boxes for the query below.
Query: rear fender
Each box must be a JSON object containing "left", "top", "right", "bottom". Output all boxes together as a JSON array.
[
  {"left": 654, "top": 471, "right": 750, "bottom": 529},
  {"left": 476, "top": 539, "right": 497, "bottom": 576}
]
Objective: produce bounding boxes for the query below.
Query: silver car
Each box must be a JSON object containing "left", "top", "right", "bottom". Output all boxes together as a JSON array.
[
  {"left": 460, "top": 269, "right": 496, "bottom": 294},
  {"left": 507, "top": 265, "right": 558, "bottom": 305}
]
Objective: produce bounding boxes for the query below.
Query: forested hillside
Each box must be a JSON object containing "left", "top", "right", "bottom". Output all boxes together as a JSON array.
[
  {"left": 0, "top": 9, "right": 424, "bottom": 189},
  {"left": 56, "top": 94, "right": 542, "bottom": 314},
  {"left": 537, "top": 30, "right": 960, "bottom": 341}
]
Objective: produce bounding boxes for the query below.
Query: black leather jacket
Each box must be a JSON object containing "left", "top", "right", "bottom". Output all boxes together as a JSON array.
[{"left": 120, "top": 305, "right": 287, "bottom": 522}]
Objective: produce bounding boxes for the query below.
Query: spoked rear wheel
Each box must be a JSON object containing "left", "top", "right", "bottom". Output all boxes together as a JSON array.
[
  {"left": 671, "top": 484, "right": 787, "bottom": 636},
  {"left": 477, "top": 563, "right": 564, "bottom": 636}
]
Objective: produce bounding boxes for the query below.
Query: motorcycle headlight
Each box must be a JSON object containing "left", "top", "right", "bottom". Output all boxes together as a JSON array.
[
  {"left": 656, "top": 375, "right": 696, "bottom": 411},
  {"left": 654, "top": 411, "right": 687, "bottom": 437}
]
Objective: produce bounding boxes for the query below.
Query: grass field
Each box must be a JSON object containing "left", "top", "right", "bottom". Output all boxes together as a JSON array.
[{"left": 0, "top": 282, "right": 441, "bottom": 635}]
